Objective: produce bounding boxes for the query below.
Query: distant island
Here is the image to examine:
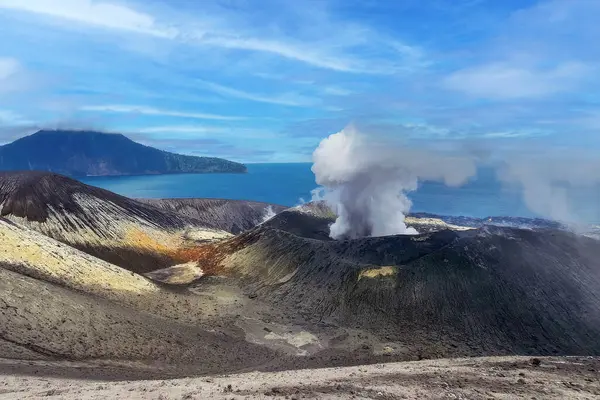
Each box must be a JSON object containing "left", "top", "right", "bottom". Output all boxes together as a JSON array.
[{"left": 0, "top": 130, "right": 247, "bottom": 176}]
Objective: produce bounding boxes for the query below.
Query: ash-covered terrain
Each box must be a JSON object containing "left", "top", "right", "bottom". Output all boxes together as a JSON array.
[{"left": 0, "top": 171, "right": 599, "bottom": 398}]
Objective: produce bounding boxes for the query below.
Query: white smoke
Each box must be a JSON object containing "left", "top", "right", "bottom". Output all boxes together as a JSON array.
[
  {"left": 497, "top": 156, "right": 600, "bottom": 226},
  {"left": 311, "top": 125, "right": 477, "bottom": 239},
  {"left": 260, "top": 205, "right": 277, "bottom": 224}
]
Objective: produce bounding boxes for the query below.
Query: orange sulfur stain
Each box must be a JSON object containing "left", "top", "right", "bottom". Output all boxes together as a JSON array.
[{"left": 124, "top": 227, "right": 238, "bottom": 276}]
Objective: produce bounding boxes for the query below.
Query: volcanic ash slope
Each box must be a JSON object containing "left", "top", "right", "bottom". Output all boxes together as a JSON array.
[
  {"left": 139, "top": 198, "right": 286, "bottom": 234},
  {"left": 0, "top": 217, "right": 277, "bottom": 373},
  {"left": 0, "top": 171, "right": 232, "bottom": 273},
  {"left": 2, "top": 170, "right": 600, "bottom": 377},
  {"left": 197, "top": 208, "right": 600, "bottom": 359}
]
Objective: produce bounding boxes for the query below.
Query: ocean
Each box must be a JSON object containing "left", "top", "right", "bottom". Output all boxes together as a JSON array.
[{"left": 81, "top": 162, "right": 598, "bottom": 221}]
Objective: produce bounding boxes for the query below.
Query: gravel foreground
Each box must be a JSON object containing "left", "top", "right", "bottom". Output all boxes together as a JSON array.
[{"left": 1, "top": 356, "right": 599, "bottom": 399}]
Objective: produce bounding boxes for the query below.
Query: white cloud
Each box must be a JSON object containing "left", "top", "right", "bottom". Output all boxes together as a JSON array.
[
  {"left": 575, "top": 110, "right": 600, "bottom": 131},
  {"left": 0, "top": 57, "right": 20, "bottom": 80},
  {"left": 198, "top": 80, "right": 319, "bottom": 107},
  {"left": 443, "top": 62, "right": 591, "bottom": 99},
  {"left": 0, "top": 58, "right": 33, "bottom": 94},
  {"left": 252, "top": 73, "right": 352, "bottom": 97},
  {"left": 322, "top": 86, "right": 352, "bottom": 96},
  {"left": 441, "top": 1, "right": 599, "bottom": 102},
  {"left": 200, "top": 36, "right": 364, "bottom": 73},
  {"left": 0, "top": 0, "right": 176, "bottom": 38},
  {"left": 137, "top": 125, "right": 226, "bottom": 134},
  {"left": 0, "top": 109, "right": 31, "bottom": 124},
  {"left": 389, "top": 40, "right": 430, "bottom": 70},
  {"left": 482, "top": 130, "right": 547, "bottom": 139},
  {"left": 136, "top": 125, "right": 279, "bottom": 139},
  {"left": 80, "top": 105, "right": 245, "bottom": 121},
  {"left": 0, "top": 1, "right": 419, "bottom": 74}
]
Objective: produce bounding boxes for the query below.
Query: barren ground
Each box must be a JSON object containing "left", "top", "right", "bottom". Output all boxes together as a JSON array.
[
  {"left": 2, "top": 174, "right": 600, "bottom": 399},
  {"left": 1, "top": 356, "right": 599, "bottom": 399}
]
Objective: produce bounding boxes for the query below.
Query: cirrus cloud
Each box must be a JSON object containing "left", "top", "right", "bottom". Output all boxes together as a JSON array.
[{"left": 443, "top": 62, "right": 591, "bottom": 99}]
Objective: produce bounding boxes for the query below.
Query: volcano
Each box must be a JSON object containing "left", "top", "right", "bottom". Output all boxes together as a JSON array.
[
  {"left": 0, "top": 171, "right": 281, "bottom": 273},
  {"left": 0, "top": 171, "right": 599, "bottom": 388},
  {"left": 190, "top": 207, "right": 600, "bottom": 358}
]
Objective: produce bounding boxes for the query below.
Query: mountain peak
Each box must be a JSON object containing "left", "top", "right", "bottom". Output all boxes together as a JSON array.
[
  {"left": 0, "top": 129, "right": 246, "bottom": 176},
  {"left": 30, "top": 129, "right": 129, "bottom": 139}
]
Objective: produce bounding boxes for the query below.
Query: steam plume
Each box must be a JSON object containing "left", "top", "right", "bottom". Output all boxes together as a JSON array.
[
  {"left": 497, "top": 156, "right": 600, "bottom": 226},
  {"left": 260, "top": 205, "right": 277, "bottom": 223},
  {"left": 311, "top": 125, "right": 476, "bottom": 239}
]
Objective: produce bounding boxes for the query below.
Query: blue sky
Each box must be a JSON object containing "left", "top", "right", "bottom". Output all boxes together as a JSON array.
[{"left": 0, "top": 0, "right": 599, "bottom": 162}]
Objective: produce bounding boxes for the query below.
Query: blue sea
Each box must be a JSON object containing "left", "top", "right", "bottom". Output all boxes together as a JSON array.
[{"left": 81, "top": 163, "right": 599, "bottom": 222}]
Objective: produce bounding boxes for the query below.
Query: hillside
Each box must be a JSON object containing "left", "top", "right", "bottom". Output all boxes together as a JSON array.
[
  {"left": 139, "top": 198, "right": 287, "bottom": 234},
  {"left": 0, "top": 171, "right": 232, "bottom": 273},
  {"left": 0, "top": 129, "right": 246, "bottom": 176},
  {"left": 191, "top": 208, "right": 600, "bottom": 358},
  {"left": 1, "top": 172, "right": 599, "bottom": 390},
  {"left": 0, "top": 217, "right": 277, "bottom": 373}
]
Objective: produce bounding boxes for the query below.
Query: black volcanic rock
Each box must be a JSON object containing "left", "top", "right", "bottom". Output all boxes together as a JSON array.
[
  {"left": 0, "top": 130, "right": 246, "bottom": 176},
  {"left": 259, "top": 209, "right": 334, "bottom": 240},
  {"left": 139, "top": 198, "right": 286, "bottom": 234},
  {"left": 211, "top": 221, "right": 600, "bottom": 358}
]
